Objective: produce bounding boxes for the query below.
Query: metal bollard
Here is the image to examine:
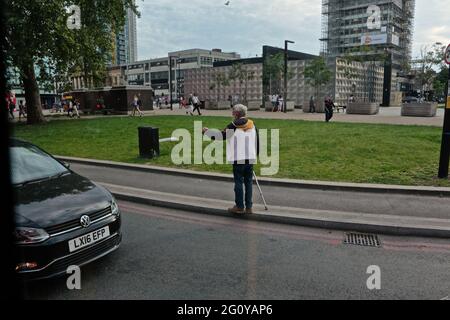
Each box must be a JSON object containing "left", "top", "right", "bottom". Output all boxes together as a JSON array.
[{"left": 138, "top": 127, "right": 160, "bottom": 158}]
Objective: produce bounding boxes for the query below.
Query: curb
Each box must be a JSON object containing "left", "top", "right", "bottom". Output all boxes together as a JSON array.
[
  {"left": 57, "top": 156, "right": 450, "bottom": 197},
  {"left": 101, "top": 182, "right": 450, "bottom": 239}
]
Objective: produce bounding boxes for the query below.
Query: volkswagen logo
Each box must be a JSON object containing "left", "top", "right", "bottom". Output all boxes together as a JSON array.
[{"left": 80, "top": 215, "right": 91, "bottom": 228}]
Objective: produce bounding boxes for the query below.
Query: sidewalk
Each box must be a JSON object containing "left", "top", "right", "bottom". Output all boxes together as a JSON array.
[
  {"left": 60, "top": 157, "right": 450, "bottom": 238},
  {"left": 153, "top": 107, "right": 445, "bottom": 127},
  {"left": 10, "top": 106, "right": 445, "bottom": 127}
]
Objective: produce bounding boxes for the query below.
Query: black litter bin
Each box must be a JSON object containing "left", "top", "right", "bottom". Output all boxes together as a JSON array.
[{"left": 138, "top": 127, "right": 160, "bottom": 158}]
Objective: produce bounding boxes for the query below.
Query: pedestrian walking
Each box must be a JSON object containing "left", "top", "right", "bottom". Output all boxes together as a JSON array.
[
  {"left": 181, "top": 96, "right": 192, "bottom": 115},
  {"left": 18, "top": 100, "right": 27, "bottom": 121},
  {"left": 191, "top": 93, "right": 202, "bottom": 116},
  {"left": 73, "top": 99, "right": 81, "bottom": 119},
  {"left": 186, "top": 94, "right": 194, "bottom": 116},
  {"left": 324, "top": 96, "right": 335, "bottom": 122},
  {"left": 178, "top": 97, "right": 185, "bottom": 110},
  {"left": 271, "top": 94, "right": 278, "bottom": 111},
  {"left": 67, "top": 100, "right": 74, "bottom": 118},
  {"left": 130, "top": 95, "right": 144, "bottom": 117},
  {"left": 8, "top": 99, "right": 15, "bottom": 120},
  {"left": 309, "top": 96, "right": 316, "bottom": 113},
  {"left": 202, "top": 104, "right": 259, "bottom": 215},
  {"left": 277, "top": 95, "right": 284, "bottom": 112}
]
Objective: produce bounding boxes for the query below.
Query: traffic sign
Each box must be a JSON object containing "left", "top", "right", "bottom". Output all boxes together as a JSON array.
[{"left": 445, "top": 44, "right": 450, "bottom": 65}]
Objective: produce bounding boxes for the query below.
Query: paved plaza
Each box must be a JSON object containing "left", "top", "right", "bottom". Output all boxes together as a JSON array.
[
  {"left": 153, "top": 106, "right": 445, "bottom": 127},
  {"left": 10, "top": 106, "right": 445, "bottom": 127}
]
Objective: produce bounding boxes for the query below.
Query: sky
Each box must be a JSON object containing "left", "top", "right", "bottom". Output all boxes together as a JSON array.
[{"left": 135, "top": 0, "right": 449, "bottom": 61}]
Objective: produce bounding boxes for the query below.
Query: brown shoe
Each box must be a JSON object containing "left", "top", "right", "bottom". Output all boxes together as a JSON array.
[
  {"left": 228, "top": 206, "right": 245, "bottom": 215},
  {"left": 245, "top": 208, "right": 253, "bottom": 214}
]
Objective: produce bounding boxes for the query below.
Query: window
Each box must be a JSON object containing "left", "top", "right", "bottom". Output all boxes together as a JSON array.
[
  {"left": 151, "top": 60, "right": 168, "bottom": 67},
  {"left": 151, "top": 71, "right": 169, "bottom": 80}
]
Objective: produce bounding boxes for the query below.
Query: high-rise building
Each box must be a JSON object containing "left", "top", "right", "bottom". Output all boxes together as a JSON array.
[
  {"left": 320, "top": 0, "right": 416, "bottom": 106},
  {"left": 113, "top": 6, "right": 138, "bottom": 65}
]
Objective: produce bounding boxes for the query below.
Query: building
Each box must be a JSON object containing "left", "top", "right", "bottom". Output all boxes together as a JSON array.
[
  {"left": 330, "top": 58, "right": 385, "bottom": 106},
  {"left": 7, "top": 66, "right": 63, "bottom": 108},
  {"left": 184, "top": 46, "right": 317, "bottom": 108},
  {"left": 183, "top": 45, "right": 385, "bottom": 109},
  {"left": 185, "top": 57, "right": 264, "bottom": 104},
  {"left": 105, "top": 65, "right": 128, "bottom": 87},
  {"left": 320, "top": 0, "right": 416, "bottom": 105},
  {"left": 112, "top": 6, "right": 138, "bottom": 65},
  {"left": 117, "top": 49, "right": 241, "bottom": 99}
]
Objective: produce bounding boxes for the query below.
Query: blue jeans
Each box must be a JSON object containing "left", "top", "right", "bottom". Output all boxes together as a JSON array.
[{"left": 233, "top": 164, "right": 253, "bottom": 209}]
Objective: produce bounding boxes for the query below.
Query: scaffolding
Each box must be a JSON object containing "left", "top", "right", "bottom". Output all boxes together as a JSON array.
[
  {"left": 319, "top": 0, "right": 329, "bottom": 55},
  {"left": 319, "top": 0, "right": 416, "bottom": 104},
  {"left": 320, "top": 0, "right": 416, "bottom": 64}
]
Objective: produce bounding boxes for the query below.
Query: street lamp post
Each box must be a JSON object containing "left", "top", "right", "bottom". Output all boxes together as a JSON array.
[
  {"left": 168, "top": 56, "right": 173, "bottom": 110},
  {"left": 284, "top": 40, "right": 294, "bottom": 113},
  {"left": 177, "top": 58, "right": 182, "bottom": 101}
]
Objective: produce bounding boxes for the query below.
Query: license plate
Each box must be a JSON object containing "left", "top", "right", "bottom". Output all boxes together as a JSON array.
[{"left": 68, "top": 226, "right": 110, "bottom": 253}]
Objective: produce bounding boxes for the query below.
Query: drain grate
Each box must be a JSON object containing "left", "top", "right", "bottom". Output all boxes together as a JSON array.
[{"left": 344, "top": 233, "right": 381, "bottom": 247}]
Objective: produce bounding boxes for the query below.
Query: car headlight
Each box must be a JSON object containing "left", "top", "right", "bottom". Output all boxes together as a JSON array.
[
  {"left": 111, "top": 199, "right": 120, "bottom": 217},
  {"left": 14, "top": 227, "right": 49, "bottom": 245}
]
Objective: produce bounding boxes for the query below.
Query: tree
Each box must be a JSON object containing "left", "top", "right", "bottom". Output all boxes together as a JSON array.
[
  {"left": 229, "top": 63, "right": 255, "bottom": 103},
  {"left": 5, "top": 0, "right": 137, "bottom": 124},
  {"left": 433, "top": 66, "right": 449, "bottom": 99},
  {"left": 263, "top": 53, "right": 284, "bottom": 96},
  {"left": 263, "top": 52, "right": 294, "bottom": 95},
  {"left": 209, "top": 72, "right": 230, "bottom": 102},
  {"left": 415, "top": 43, "right": 446, "bottom": 101},
  {"left": 304, "top": 57, "right": 332, "bottom": 102}
]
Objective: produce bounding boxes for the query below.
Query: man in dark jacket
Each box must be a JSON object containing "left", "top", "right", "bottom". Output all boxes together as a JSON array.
[
  {"left": 203, "top": 104, "right": 259, "bottom": 215},
  {"left": 324, "top": 96, "right": 335, "bottom": 122}
]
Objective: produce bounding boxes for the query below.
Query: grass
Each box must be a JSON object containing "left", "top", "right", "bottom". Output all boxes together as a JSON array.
[{"left": 12, "top": 115, "right": 450, "bottom": 187}]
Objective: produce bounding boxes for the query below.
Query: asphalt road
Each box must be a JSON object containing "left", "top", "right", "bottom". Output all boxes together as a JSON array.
[
  {"left": 23, "top": 201, "right": 450, "bottom": 300},
  {"left": 70, "top": 162, "right": 450, "bottom": 219}
]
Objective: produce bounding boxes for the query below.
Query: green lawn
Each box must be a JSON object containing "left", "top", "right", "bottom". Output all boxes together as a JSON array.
[{"left": 12, "top": 115, "right": 450, "bottom": 187}]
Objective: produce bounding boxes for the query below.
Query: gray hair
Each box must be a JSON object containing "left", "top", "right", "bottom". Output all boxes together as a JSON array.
[{"left": 233, "top": 104, "right": 248, "bottom": 118}]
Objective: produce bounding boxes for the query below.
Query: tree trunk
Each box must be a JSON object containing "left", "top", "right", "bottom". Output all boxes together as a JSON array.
[{"left": 21, "top": 62, "right": 45, "bottom": 125}]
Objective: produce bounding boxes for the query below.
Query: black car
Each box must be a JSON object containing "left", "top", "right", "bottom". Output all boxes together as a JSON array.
[{"left": 10, "top": 139, "right": 122, "bottom": 280}]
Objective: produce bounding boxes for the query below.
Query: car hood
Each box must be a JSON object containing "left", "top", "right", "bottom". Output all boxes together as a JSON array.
[{"left": 14, "top": 173, "right": 113, "bottom": 229}]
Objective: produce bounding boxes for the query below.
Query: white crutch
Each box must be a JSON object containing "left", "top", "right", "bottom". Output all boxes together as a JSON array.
[{"left": 253, "top": 171, "right": 268, "bottom": 211}]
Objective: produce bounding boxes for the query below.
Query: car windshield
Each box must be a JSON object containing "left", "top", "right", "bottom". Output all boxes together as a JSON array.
[{"left": 10, "top": 143, "right": 69, "bottom": 185}]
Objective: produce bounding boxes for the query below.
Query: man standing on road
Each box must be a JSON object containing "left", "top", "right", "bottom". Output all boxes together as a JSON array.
[{"left": 202, "top": 104, "right": 259, "bottom": 215}]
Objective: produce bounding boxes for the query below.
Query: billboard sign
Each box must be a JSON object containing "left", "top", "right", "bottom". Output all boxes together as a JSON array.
[
  {"left": 361, "top": 33, "right": 388, "bottom": 45},
  {"left": 391, "top": 34, "right": 400, "bottom": 46}
]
